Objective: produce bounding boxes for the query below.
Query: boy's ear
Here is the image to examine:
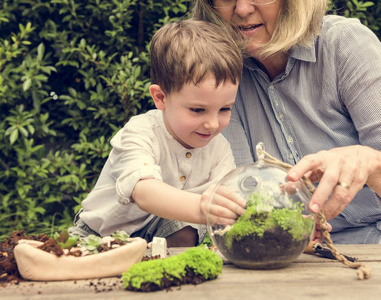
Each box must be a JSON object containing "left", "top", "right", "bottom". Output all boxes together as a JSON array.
[{"left": 149, "top": 84, "right": 166, "bottom": 110}]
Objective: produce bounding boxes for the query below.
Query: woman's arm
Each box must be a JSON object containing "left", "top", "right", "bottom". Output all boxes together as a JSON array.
[
  {"left": 288, "top": 145, "right": 381, "bottom": 220},
  {"left": 367, "top": 161, "right": 381, "bottom": 197},
  {"left": 288, "top": 20, "right": 381, "bottom": 220}
]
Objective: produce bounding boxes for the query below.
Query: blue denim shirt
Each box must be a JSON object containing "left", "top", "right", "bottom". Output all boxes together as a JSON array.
[{"left": 223, "top": 15, "right": 381, "bottom": 244}]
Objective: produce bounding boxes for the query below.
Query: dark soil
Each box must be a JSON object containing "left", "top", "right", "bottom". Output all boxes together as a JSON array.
[
  {"left": 215, "top": 226, "right": 309, "bottom": 269},
  {"left": 0, "top": 230, "right": 52, "bottom": 284},
  {"left": 125, "top": 268, "right": 207, "bottom": 292}
]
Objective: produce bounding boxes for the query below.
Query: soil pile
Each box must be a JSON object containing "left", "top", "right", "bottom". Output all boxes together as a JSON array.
[{"left": 0, "top": 230, "right": 51, "bottom": 284}]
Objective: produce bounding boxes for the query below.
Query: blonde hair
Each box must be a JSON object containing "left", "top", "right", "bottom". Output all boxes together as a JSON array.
[
  {"left": 150, "top": 19, "right": 243, "bottom": 95},
  {"left": 190, "top": 0, "right": 328, "bottom": 58}
]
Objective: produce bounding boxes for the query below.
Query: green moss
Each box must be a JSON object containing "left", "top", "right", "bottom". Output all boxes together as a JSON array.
[
  {"left": 201, "top": 231, "right": 213, "bottom": 247},
  {"left": 123, "top": 259, "right": 165, "bottom": 289},
  {"left": 179, "top": 246, "right": 223, "bottom": 279},
  {"left": 122, "top": 246, "right": 222, "bottom": 290},
  {"left": 224, "top": 191, "right": 314, "bottom": 249}
]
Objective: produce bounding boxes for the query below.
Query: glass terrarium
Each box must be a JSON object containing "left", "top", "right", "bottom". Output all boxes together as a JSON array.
[{"left": 207, "top": 143, "right": 315, "bottom": 269}]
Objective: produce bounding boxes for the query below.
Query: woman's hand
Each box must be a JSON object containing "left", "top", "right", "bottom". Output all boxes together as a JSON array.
[
  {"left": 200, "top": 185, "right": 246, "bottom": 226},
  {"left": 287, "top": 145, "right": 381, "bottom": 220}
]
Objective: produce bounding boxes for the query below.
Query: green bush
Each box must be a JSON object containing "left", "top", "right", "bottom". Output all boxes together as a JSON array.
[
  {"left": 329, "top": 0, "right": 381, "bottom": 37},
  {"left": 0, "top": 0, "right": 379, "bottom": 240},
  {"left": 0, "top": 0, "right": 190, "bottom": 239}
]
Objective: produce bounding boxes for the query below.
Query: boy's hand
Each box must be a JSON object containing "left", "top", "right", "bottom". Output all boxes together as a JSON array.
[
  {"left": 200, "top": 185, "right": 246, "bottom": 226},
  {"left": 311, "top": 216, "right": 332, "bottom": 243}
]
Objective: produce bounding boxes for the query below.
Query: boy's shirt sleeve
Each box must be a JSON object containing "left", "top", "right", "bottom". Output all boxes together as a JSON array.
[{"left": 109, "top": 116, "right": 163, "bottom": 204}]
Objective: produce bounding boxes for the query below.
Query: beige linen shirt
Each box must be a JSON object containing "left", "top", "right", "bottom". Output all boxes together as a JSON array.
[{"left": 80, "top": 110, "right": 236, "bottom": 236}]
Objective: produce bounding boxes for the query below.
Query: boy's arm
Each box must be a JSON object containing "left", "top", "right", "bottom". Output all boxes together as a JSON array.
[{"left": 132, "top": 178, "right": 245, "bottom": 225}]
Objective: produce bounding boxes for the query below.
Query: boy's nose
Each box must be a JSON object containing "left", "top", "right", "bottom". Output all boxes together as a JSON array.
[{"left": 204, "top": 115, "right": 219, "bottom": 130}]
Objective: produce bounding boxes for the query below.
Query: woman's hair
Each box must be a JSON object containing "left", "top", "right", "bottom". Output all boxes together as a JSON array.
[
  {"left": 190, "top": 0, "right": 328, "bottom": 58},
  {"left": 150, "top": 19, "right": 243, "bottom": 95}
]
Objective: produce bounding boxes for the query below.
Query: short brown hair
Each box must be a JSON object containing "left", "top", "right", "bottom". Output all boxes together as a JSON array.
[{"left": 150, "top": 19, "right": 243, "bottom": 95}]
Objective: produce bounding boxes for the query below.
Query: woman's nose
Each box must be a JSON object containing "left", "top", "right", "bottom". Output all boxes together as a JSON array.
[{"left": 234, "top": 0, "right": 256, "bottom": 17}]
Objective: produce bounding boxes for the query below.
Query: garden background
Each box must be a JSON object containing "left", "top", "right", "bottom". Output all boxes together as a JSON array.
[{"left": 1, "top": 0, "right": 380, "bottom": 239}]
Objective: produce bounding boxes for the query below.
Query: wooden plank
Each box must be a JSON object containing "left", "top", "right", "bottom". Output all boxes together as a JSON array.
[
  {"left": 1, "top": 245, "right": 380, "bottom": 300},
  {"left": 3, "top": 262, "right": 379, "bottom": 300}
]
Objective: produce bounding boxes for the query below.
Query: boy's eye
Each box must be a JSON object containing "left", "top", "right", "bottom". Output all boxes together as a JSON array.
[
  {"left": 220, "top": 107, "right": 232, "bottom": 112},
  {"left": 189, "top": 108, "right": 204, "bottom": 113}
]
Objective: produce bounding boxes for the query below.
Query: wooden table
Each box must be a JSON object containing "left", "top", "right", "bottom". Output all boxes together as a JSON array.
[{"left": 1, "top": 244, "right": 380, "bottom": 300}]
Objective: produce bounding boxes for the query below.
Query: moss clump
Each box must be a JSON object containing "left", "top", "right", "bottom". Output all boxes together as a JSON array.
[
  {"left": 224, "top": 191, "right": 314, "bottom": 249},
  {"left": 122, "top": 246, "right": 222, "bottom": 292}
]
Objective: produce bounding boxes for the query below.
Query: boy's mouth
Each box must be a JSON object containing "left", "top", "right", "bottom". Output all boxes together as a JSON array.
[{"left": 196, "top": 132, "right": 212, "bottom": 138}]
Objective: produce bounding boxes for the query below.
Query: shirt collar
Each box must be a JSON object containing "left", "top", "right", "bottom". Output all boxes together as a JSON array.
[
  {"left": 158, "top": 110, "right": 200, "bottom": 154},
  {"left": 289, "top": 40, "right": 317, "bottom": 63},
  {"left": 243, "top": 38, "right": 317, "bottom": 69}
]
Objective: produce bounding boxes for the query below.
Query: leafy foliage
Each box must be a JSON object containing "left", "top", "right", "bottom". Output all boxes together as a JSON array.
[
  {"left": 0, "top": 0, "right": 379, "bottom": 240},
  {"left": 79, "top": 234, "right": 103, "bottom": 254},
  {"left": 328, "top": 0, "right": 380, "bottom": 37},
  {"left": 53, "top": 229, "right": 79, "bottom": 249},
  {"left": 111, "top": 230, "right": 130, "bottom": 243},
  {"left": 0, "top": 0, "right": 191, "bottom": 239},
  {"left": 52, "top": 229, "right": 130, "bottom": 253}
]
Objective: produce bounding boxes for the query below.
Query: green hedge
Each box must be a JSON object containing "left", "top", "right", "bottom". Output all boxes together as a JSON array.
[
  {"left": 0, "top": 0, "right": 380, "bottom": 239},
  {"left": 0, "top": 0, "right": 191, "bottom": 238},
  {"left": 329, "top": 0, "right": 380, "bottom": 37}
]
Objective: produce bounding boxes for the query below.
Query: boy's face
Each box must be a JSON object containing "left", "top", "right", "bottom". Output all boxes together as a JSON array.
[{"left": 151, "top": 75, "right": 238, "bottom": 149}]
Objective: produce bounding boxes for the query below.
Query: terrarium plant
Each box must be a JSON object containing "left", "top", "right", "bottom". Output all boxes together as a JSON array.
[
  {"left": 53, "top": 230, "right": 79, "bottom": 249},
  {"left": 11, "top": 230, "right": 146, "bottom": 281},
  {"left": 52, "top": 229, "right": 131, "bottom": 254},
  {"left": 212, "top": 190, "right": 315, "bottom": 269}
]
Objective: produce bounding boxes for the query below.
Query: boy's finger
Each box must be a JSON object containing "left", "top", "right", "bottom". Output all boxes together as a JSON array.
[
  {"left": 208, "top": 203, "right": 238, "bottom": 219},
  {"left": 214, "top": 185, "right": 247, "bottom": 208},
  {"left": 211, "top": 193, "right": 246, "bottom": 216}
]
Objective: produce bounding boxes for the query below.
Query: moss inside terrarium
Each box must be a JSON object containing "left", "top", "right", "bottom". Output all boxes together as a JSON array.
[{"left": 224, "top": 191, "right": 314, "bottom": 250}]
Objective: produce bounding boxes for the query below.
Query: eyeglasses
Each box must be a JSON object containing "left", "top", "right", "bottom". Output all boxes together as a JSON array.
[{"left": 211, "top": 0, "right": 276, "bottom": 8}]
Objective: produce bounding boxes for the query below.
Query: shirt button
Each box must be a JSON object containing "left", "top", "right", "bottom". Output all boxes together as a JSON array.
[
  {"left": 287, "top": 136, "right": 294, "bottom": 144},
  {"left": 269, "top": 85, "right": 274, "bottom": 90},
  {"left": 186, "top": 152, "right": 192, "bottom": 158},
  {"left": 180, "top": 176, "right": 186, "bottom": 182},
  {"left": 279, "top": 113, "right": 284, "bottom": 120}
]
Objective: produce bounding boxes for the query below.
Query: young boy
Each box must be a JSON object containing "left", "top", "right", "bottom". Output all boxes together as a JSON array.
[{"left": 69, "top": 19, "right": 245, "bottom": 247}]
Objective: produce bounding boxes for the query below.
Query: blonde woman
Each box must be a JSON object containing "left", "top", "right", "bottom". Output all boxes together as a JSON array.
[{"left": 191, "top": 0, "right": 381, "bottom": 243}]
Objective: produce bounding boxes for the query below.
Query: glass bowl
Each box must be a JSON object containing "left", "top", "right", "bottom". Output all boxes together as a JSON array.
[{"left": 207, "top": 144, "right": 315, "bottom": 269}]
